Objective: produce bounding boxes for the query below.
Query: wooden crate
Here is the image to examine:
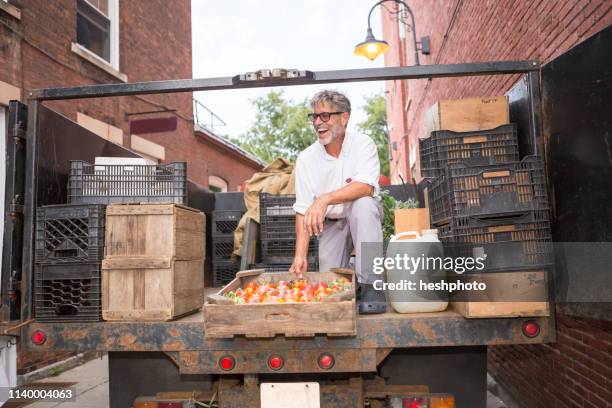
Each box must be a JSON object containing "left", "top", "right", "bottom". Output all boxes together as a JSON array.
[
  {"left": 424, "top": 96, "right": 509, "bottom": 133},
  {"left": 452, "top": 271, "right": 549, "bottom": 318},
  {"left": 394, "top": 208, "right": 430, "bottom": 235},
  {"left": 105, "top": 203, "right": 205, "bottom": 260},
  {"left": 102, "top": 256, "right": 204, "bottom": 321},
  {"left": 203, "top": 268, "right": 356, "bottom": 338}
]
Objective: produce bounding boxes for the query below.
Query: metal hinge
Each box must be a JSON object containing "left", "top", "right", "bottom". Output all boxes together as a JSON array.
[
  {"left": 234, "top": 68, "right": 314, "bottom": 83},
  {"left": 12, "top": 120, "right": 26, "bottom": 140}
]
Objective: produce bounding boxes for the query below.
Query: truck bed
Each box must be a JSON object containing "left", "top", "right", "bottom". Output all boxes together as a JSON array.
[{"left": 22, "top": 295, "right": 554, "bottom": 353}]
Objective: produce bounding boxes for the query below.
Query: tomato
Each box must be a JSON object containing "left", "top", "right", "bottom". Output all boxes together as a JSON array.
[{"left": 225, "top": 277, "right": 353, "bottom": 303}]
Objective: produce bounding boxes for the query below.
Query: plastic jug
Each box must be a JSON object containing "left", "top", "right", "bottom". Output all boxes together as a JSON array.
[{"left": 385, "top": 230, "right": 449, "bottom": 313}]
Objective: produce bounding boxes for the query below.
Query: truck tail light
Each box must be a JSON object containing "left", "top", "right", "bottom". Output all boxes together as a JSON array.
[
  {"left": 522, "top": 320, "right": 540, "bottom": 338},
  {"left": 219, "top": 355, "right": 236, "bottom": 371},
  {"left": 389, "top": 394, "right": 454, "bottom": 408},
  {"left": 31, "top": 330, "right": 46, "bottom": 345},
  {"left": 403, "top": 397, "right": 427, "bottom": 408},
  {"left": 318, "top": 353, "right": 335, "bottom": 369},
  {"left": 268, "top": 355, "right": 284, "bottom": 370}
]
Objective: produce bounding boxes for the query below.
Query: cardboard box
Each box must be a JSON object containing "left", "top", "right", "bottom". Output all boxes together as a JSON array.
[
  {"left": 452, "top": 271, "right": 549, "bottom": 318},
  {"left": 424, "top": 96, "right": 510, "bottom": 133},
  {"left": 394, "top": 208, "right": 430, "bottom": 236}
]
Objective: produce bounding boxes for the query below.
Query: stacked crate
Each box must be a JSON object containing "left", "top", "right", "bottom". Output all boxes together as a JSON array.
[
  {"left": 421, "top": 124, "right": 553, "bottom": 272},
  {"left": 34, "top": 204, "right": 106, "bottom": 322},
  {"left": 101, "top": 204, "right": 205, "bottom": 321},
  {"left": 211, "top": 210, "right": 243, "bottom": 286},
  {"left": 33, "top": 159, "right": 190, "bottom": 322},
  {"left": 258, "top": 193, "right": 318, "bottom": 272},
  {"left": 420, "top": 97, "right": 553, "bottom": 319},
  {"left": 68, "top": 160, "right": 187, "bottom": 204}
]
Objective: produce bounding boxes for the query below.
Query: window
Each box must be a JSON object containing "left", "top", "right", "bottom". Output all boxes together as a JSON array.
[
  {"left": 76, "top": 0, "right": 119, "bottom": 69},
  {"left": 209, "top": 176, "right": 228, "bottom": 192}
]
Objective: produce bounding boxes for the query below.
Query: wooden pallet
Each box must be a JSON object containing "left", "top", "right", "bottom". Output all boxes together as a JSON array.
[{"left": 203, "top": 268, "right": 356, "bottom": 338}]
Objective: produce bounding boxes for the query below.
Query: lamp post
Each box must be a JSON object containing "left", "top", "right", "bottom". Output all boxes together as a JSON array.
[{"left": 355, "top": 0, "right": 429, "bottom": 63}]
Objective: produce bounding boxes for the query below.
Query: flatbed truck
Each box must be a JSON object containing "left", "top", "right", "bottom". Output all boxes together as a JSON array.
[{"left": 2, "top": 60, "right": 556, "bottom": 407}]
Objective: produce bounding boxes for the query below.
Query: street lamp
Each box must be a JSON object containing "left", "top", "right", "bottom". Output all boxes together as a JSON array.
[{"left": 355, "top": 0, "right": 430, "bottom": 64}]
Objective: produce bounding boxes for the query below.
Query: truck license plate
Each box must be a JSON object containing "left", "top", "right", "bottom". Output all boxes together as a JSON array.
[{"left": 260, "top": 382, "right": 320, "bottom": 408}]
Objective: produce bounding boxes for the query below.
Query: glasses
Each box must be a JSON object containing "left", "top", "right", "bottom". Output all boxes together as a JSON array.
[{"left": 307, "top": 111, "right": 344, "bottom": 122}]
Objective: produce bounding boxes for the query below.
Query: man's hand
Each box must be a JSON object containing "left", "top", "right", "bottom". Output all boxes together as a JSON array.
[
  {"left": 303, "top": 194, "right": 331, "bottom": 236},
  {"left": 289, "top": 256, "right": 308, "bottom": 278}
]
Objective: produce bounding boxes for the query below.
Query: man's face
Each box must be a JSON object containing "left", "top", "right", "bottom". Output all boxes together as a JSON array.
[{"left": 312, "top": 102, "right": 349, "bottom": 146}]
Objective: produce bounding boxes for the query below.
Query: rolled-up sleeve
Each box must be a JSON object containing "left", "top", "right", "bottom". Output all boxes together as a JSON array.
[
  {"left": 352, "top": 137, "right": 380, "bottom": 196},
  {"left": 293, "top": 156, "right": 314, "bottom": 215}
]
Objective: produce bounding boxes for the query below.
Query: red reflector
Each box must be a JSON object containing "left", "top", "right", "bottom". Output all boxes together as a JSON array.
[
  {"left": 31, "top": 330, "right": 46, "bottom": 345},
  {"left": 219, "top": 355, "right": 235, "bottom": 371},
  {"left": 268, "top": 355, "right": 284, "bottom": 370},
  {"left": 318, "top": 353, "right": 335, "bottom": 369},
  {"left": 159, "top": 403, "right": 183, "bottom": 408},
  {"left": 522, "top": 320, "right": 540, "bottom": 338},
  {"left": 403, "top": 397, "right": 427, "bottom": 408}
]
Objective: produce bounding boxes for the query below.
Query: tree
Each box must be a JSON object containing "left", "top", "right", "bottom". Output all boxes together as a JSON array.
[
  {"left": 230, "top": 91, "right": 316, "bottom": 164},
  {"left": 232, "top": 91, "right": 390, "bottom": 175},
  {"left": 357, "top": 94, "right": 390, "bottom": 176}
]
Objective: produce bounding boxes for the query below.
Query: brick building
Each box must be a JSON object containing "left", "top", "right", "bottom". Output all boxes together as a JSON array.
[
  {"left": 0, "top": 0, "right": 261, "bottom": 375},
  {"left": 0, "top": 0, "right": 262, "bottom": 194},
  {"left": 381, "top": 2, "right": 611, "bottom": 407}
]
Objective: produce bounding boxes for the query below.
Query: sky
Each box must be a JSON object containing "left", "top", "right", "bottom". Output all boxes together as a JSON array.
[{"left": 191, "top": 0, "right": 386, "bottom": 139}]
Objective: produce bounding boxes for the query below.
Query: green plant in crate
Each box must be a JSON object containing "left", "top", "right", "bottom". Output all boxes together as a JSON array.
[{"left": 380, "top": 190, "right": 419, "bottom": 245}]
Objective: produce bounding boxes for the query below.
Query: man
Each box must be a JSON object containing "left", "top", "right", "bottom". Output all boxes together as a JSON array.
[{"left": 290, "top": 90, "right": 387, "bottom": 314}]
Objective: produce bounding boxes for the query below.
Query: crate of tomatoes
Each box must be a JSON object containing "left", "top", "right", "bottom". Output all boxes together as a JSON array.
[{"left": 203, "top": 268, "right": 356, "bottom": 338}]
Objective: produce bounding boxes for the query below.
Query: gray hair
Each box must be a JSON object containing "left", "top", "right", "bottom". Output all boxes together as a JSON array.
[{"left": 310, "top": 90, "right": 351, "bottom": 113}]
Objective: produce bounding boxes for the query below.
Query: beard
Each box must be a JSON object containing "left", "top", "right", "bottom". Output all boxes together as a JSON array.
[{"left": 318, "top": 127, "right": 339, "bottom": 146}]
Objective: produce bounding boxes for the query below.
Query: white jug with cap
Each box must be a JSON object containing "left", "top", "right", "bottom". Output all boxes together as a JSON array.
[{"left": 385, "top": 229, "right": 449, "bottom": 313}]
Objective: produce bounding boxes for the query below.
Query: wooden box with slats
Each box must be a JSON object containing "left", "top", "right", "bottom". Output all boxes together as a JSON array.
[
  {"left": 203, "top": 268, "right": 356, "bottom": 338},
  {"left": 102, "top": 203, "right": 205, "bottom": 321}
]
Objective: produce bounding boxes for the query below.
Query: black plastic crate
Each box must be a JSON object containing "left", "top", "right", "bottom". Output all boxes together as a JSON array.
[
  {"left": 213, "top": 260, "right": 240, "bottom": 287},
  {"left": 214, "top": 192, "right": 246, "bottom": 211},
  {"left": 212, "top": 210, "right": 243, "bottom": 237},
  {"left": 259, "top": 193, "right": 299, "bottom": 239},
  {"left": 68, "top": 160, "right": 187, "bottom": 204},
  {"left": 212, "top": 236, "right": 235, "bottom": 262},
  {"left": 260, "top": 215, "right": 297, "bottom": 239},
  {"left": 260, "top": 193, "right": 295, "bottom": 216},
  {"left": 419, "top": 124, "right": 519, "bottom": 178},
  {"left": 429, "top": 156, "right": 548, "bottom": 226},
  {"left": 35, "top": 204, "right": 105, "bottom": 264},
  {"left": 260, "top": 237, "right": 318, "bottom": 262},
  {"left": 438, "top": 210, "right": 553, "bottom": 272},
  {"left": 34, "top": 263, "right": 101, "bottom": 322}
]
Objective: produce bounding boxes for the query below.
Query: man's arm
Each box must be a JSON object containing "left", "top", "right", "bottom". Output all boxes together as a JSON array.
[
  {"left": 289, "top": 213, "right": 310, "bottom": 277},
  {"left": 303, "top": 181, "right": 373, "bottom": 236}
]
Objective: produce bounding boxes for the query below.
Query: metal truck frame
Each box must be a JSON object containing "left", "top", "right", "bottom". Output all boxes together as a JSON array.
[{"left": 2, "top": 60, "right": 554, "bottom": 407}]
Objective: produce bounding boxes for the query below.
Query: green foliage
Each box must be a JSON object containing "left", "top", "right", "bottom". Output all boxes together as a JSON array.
[
  {"left": 231, "top": 91, "right": 391, "bottom": 172},
  {"left": 379, "top": 190, "right": 419, "bottom": 245},
  {"left": 230, "top": 91, "right": 316, "bottom": 164},
  {"left": 357, "top": 94, "right": 390, "bottom": 176}
]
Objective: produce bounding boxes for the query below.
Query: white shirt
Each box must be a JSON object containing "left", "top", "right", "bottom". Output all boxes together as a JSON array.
[{"left": 293, "top": 132, "right": 380, "bottom": 218}]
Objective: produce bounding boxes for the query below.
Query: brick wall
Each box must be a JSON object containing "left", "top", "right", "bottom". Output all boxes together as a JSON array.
[
  {"left": 489, "top": 311, "right": 612, "bottom": 407},
  {"left": 0, "top": 0, "right": 259, "bottom": 373},
  {"left": 1, "top": 0, "right": 260, "bottom": 190},
  {"left": 381, "top": 2, "right": 611, "bottom": 407},
  {"left": 382, "top": 0, "right": 611, "bottom": 183}
]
